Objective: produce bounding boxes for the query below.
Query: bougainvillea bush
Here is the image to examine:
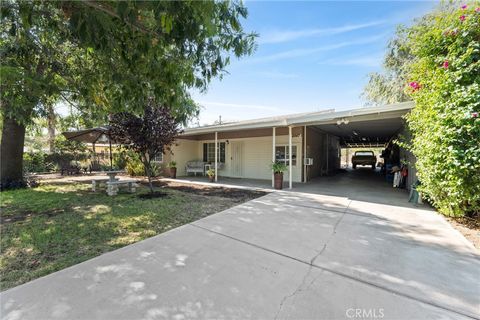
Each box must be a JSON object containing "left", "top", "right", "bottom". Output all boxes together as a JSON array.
[{"left": 405, "top": 3, "right": 480, "bottom": 217}]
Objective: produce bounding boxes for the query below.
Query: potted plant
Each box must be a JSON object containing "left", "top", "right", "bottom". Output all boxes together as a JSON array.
[
  {"left": 206, "top": 168, "right": 215, "bottom": 182},
  {"left": 271, "top": 161, "right": 288, "bottom": 190},
  {"left": 167, "top": 161, "right": 177, "bottom": 178}
]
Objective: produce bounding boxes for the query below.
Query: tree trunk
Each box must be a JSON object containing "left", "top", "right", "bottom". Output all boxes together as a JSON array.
[
  {"left": 1, "top": 117, "right": 26, "bottom": 187},
  {"left": 147, "top": 173, "right": 154, "bottom": 193},
  {"left": 46, "top": 104, "right": 56, "bottom": 153}
]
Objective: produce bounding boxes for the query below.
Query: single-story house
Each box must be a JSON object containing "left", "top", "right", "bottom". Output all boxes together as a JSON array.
[{"left": 163, "top": 101, "right": 415, "bottom": 189}]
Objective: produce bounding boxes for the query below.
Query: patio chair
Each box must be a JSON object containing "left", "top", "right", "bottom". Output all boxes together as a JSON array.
[{"left": 60, "top": 163, "right": 81, "bottom": 175}]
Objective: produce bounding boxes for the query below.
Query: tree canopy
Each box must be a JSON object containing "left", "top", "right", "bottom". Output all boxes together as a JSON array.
[
  {"left": 362, "top": 26, "right": 413, "bottom": 105},
  {"left": 0, "top": 0, "right": 256, "bottom": 187}
]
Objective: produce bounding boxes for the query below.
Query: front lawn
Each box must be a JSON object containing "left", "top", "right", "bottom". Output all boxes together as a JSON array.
[{"left": 0, "top": 181, "right": 265, "bottom": 291}]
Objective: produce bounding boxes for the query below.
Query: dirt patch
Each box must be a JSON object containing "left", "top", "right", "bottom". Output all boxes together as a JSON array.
[
  {"left": 150, "top": 180, "right": 267, "bottom": 201},
  {"left": 446, "top": 216, "right": 480, "bottom": 250},
  {"left": 137, "top": 192, "right": 168, "bottom": 200}
]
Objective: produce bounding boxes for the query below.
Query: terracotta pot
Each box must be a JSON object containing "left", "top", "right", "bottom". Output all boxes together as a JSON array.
[
  {"left": 274, "top": 172, "right": 283, "bottom": 190},
  {"left": 208, "top": 175, "right": 215, "bottom": 182},
  {"left": 169, "top": 167, "right": 177, "bottom": 179}
]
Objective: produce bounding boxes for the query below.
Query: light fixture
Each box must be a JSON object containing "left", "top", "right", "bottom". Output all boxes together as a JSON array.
[{"left": 352, "top": 130, "right": 358, "bottom": 136}]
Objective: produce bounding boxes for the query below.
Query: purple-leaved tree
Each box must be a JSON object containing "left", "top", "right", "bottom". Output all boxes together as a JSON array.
[{"left": 109, "top": 101, "right": 181, "bottom": 193}]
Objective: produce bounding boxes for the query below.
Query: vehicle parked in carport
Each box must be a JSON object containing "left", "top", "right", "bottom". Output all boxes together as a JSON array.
[{"left": 352, "top": 151, "right": 376, "bottom": 169}]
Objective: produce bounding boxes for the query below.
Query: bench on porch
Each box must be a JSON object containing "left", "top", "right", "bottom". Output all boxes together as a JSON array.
[
  {"left": 185, "top": 161, "right": 206, "bottom": 176},
  {"left": 106, "top": 179, "right": 139, "bottom": 196}
]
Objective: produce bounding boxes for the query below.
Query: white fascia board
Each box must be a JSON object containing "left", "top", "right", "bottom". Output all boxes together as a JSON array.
[
  {"left": 286, "top": 101, "right": 414, "bottom": 126},
  {"left": 182, "top": 119, "right": 288, "bottom": 135},
  {"left": 181, "top": 102, "right": 414, "bottom": 136}
]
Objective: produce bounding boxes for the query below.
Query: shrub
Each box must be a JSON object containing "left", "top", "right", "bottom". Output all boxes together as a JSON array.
[
  {"left": 113, "top": 151, "right": 128, "bottom": 170},
  {"left": 150, "top": 162, "right": 164, "bottom": 177},
  {"left": 125, "top": 157, "right": 145, "bottom": 176},
  {"left": 270, "top": 161, "right": 288, "bottom": 174},
  {"left": 404, "top": 3, "right": 480, "bottom": 217},
  {"left": 23, "top": 152, "right": 57, "bottom": 173},
  {"left": 125, "top": 156, "right": 164, "bottom": 177}
]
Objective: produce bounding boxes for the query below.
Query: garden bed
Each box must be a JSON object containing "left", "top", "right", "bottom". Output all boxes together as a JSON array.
[
  {"left": 446, "top": 216, "right": 480, "bottom": 250},
  {"left": 0, "top": 181, "right": 266, "bottom": 291}
]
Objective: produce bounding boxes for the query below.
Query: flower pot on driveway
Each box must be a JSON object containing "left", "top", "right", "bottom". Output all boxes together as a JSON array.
[
  {"left": 208, "top": 175, "right": 215, "bottom": 182},
  {"left": 169, "top": 167, "right": 177, "bottom": 179},
  {"left": 274, "top": 172, "right": 283, "bottom": 190}
]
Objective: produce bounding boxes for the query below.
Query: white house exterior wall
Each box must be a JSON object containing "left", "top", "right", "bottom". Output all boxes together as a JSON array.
[{"left": 170, "top": 134, "right": 303, "bottom": 182}]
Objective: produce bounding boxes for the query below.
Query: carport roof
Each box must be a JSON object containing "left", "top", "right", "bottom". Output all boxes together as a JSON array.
[{"left": 182, "top": 102, "right": 414, "bottom": 142}]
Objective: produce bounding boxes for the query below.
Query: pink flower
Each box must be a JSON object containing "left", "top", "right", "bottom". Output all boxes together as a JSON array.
[
  {"left": 472, "top": 112, "right": 479, "bottom": 118},
  {"left": 409, "top": 81, "right": 421, "bottom": 91},
  {"left": 443, "top": 60, "right": 449, "bottom": 69},
  {"left": 460, "top": 15, "right": 466, "bottom": 21},
  {"left": 476, "top": 7, "right": 480, "bottom": 12},
  {"left": 461, "top": 5, "right": 467, "bottom": 9}
]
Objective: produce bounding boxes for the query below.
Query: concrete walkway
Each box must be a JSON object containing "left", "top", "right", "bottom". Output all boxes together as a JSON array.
[{"left": 2, "top": 176, "right": 479, "bottom": 319}]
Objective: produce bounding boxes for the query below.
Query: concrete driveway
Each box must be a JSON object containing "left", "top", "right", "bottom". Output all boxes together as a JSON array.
[{"left": 1, "top": 182, "right": 479, "bottom": 319}]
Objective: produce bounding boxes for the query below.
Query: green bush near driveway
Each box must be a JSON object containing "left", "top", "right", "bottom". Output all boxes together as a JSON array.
[{"left": 404, "top": 3, "right": 480, "bottom": 217}]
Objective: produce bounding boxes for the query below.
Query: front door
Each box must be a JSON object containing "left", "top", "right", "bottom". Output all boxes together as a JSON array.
[{"left": 230, "top": 141, "right": 244, "bottom": 178}]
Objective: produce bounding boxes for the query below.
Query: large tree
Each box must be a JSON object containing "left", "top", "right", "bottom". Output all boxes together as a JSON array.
[
  {"left": 362, "top": 26, "right": 413, "bottom": 105},
  {"left": 0, "top": 1, "right": 256, "bottom": 187}
]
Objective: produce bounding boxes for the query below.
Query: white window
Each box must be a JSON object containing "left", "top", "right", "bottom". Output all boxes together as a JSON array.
[
  {"left": 152, "top": 153, "right": 163, "bottom": 162},
  {"left": 203, "top": 142, "right": 226, "bottom": 163},
  {"left": 275, "top": 145, "right": 297, "bottom": 166}
]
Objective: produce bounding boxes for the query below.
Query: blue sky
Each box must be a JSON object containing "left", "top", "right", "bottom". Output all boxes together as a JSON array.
[{"left": 191, "top": 1, "right": 436, "bottom": 126}]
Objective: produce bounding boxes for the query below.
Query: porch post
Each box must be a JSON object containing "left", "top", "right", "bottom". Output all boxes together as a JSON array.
[
  {"left": 272, "top": 127, "right": 276, "bottom": 187},
  {"left": 326, "top": 134, "right": 329, "bottom": 174},
  {"left": 289, "top": 126, "right": 293, "bottom": 189},
  {"left": 215, "top": 131, "right": 218, "bottom": 182},
  {"left": 303, "top": 126, "right": 307, "bottom": 183}
]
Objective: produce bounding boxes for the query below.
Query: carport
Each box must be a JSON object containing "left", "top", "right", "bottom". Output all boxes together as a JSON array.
[{"left": 298, "top": 101, "right": 415, "bottom": 189}]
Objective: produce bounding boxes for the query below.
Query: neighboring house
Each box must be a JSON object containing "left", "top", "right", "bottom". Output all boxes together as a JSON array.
[{"left": 163, "top": 101, "right": 415, "bottom": 189}]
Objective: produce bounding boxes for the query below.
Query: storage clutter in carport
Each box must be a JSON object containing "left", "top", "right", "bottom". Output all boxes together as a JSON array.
[{"left": 391, "top": 165, "right": 408, "bottom": 188}]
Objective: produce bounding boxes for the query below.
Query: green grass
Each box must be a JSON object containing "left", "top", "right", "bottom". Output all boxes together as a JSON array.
[{"left": 0, "top": 182, "right": 255, "bottom": 291}]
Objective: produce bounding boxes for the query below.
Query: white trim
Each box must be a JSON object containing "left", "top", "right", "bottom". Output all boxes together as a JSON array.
[
  {"left": 182, "top": 102, "right": 414, "bottom": 135},
  {"left": 214, "top": 132, "right": 218, "bottom": 182}
]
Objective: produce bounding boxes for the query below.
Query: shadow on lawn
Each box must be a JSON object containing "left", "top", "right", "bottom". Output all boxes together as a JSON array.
[
  {"left": 0, "top": 179, "right": 268, "bottom": 291},
  {"left": 0, "top": 182, "right": 223, "bottom": 290}
]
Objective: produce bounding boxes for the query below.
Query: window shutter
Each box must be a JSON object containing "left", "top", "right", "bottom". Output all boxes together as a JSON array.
[
  {"left": 220, "top": 143, "right": 226, "bottom": 163},
  {"left": 203, "top": 143, "right": 208, "bottom": 162}
]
